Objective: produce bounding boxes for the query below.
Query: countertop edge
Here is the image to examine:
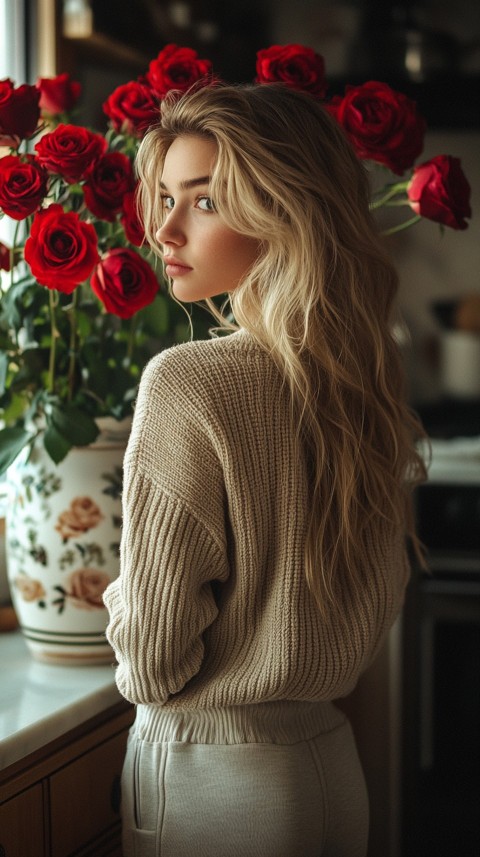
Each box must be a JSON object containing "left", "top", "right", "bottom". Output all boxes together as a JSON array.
[{"left": 0, "top": 631, "right": 126, "bottom": 772}]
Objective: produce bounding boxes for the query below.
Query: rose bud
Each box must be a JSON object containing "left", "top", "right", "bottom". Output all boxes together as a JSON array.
[
  {"left": 0, "top": 240, "right": 11, "bottom": 271},
  {"left": 0, "top": 154, "right": 49, "bottom": 220},
  {"left": 83, "top": 151, "right": 135, "bottom": 221},
  {"left": 328, "top": 80, "right": 426, "bottom": 175},
  {"left": 146, "top": 43, "right": 213, "bottom": 99},
  {"left": 37, "top": 73, "right": 82, "bottom": 115},
  {"left": 0, "top": 79, "right": 41, "bottom": 141},
  {"left": 103, "top": 80, "right": 159, "bottom": 137},
  {"left": 91, "top": 248, "right": 159, "bottom": 319},
  {"left": 35, "top": 124, "right": 107, "bottom": 183},
  {"left": 407, "top": 155, "right": 472, "bottom": 230},
  {"left": 121, "top": 188, "right": 145, "bottom": 246},
  {"left": 256, "top": 44, "right": 327, "bottom": 99}
]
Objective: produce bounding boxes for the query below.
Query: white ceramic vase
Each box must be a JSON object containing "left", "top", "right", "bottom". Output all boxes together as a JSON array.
[{"left": 5, "top": 417, "right": 131, "bottom": 664}]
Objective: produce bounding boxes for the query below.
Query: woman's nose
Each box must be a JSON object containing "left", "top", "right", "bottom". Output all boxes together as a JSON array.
[{"left": 156, "top": 215, "right": 185, "bottom": 247}]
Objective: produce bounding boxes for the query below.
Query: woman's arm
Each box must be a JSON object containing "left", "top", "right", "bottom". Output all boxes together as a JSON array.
[
  {"left": 103, "top": 347, "right": 230, "bottom": 704},
  {"left": 104, "top": 470, "right": 229, "bottom": 704}
]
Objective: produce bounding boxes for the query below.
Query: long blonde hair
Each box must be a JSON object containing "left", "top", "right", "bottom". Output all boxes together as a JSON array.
[{"left": 136, "top": 82, "right": 427, "bottom": 616}]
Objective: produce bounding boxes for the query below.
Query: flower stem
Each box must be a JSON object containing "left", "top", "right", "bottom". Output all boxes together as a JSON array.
[
  {"left": 4, "top": 219, "right": 23, "bottom": 297},
  {"left": 381, "top": 199, "right": 415, "bottom": 207},
  {"left": 48, "top": 290, "right": 59, "bottom": 393},
  {"left": 381, "top": 215, "right": 422, "bottom": 236},
  {"left": 67, "top": 287, "right": 79, "bottom": 401},
  {"left": 370, "top": 181, "right": 409, "bottom": 209},
  {"left": 127, "top": 314, "right": 137, "bottom": 362}
]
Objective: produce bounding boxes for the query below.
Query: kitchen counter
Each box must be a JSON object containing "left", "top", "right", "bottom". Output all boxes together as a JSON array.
[
  {"left": 0, "top": 630, "right": 124, "bottom": 771},
  {"left": 419, "top": 435, "right": 480, "bottom": 484}
]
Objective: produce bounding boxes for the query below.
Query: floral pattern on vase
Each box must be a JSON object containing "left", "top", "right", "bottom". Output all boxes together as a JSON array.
[{"left": 6, "top": 418, "right": 129, "bottom": 664}]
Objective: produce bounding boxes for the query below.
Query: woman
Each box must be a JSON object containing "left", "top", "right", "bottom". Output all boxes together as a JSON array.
[{"left": 104, "top": 82, "right": 426, "bottom": 857}]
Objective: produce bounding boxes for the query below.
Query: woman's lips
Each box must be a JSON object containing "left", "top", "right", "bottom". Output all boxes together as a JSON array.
[{"left": 164, "top": 258, "right": 192, "bottom": 277}]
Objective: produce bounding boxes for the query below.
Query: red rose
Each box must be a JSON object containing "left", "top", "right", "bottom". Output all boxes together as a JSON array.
[
  {"left": 0, "top": 79, "right": 40, "bottom": 142},
  {"left": 34, "top": 124, "right": 107, "bottom": 183},
  {"left": 121, "top": 189, "right": 145, "bottom": 246},
  {"left": 146, "top": 43, "right": 213, "bottom": 99},
  {"left": 407, "top": 155, "right": 472, "bottom": 231},
  {"left": 37, "top": 73, "right": 82, "bottom": 115},
  {"left": 103, "top": 80, "right": 159, "bottom": 137},
  {"left": 24, "top": 204, "right": 99, "bottom": 292},
  {"left": 0, "top": 241, "right": 11, "bottom": 271},
  {"left": 0, "top": 154, "right": 49, "bottom": 220},
  {"left": 83, "top": 152, "right": 135, "bottom": 221},
  {"left": 255, "top": 44, "right": 327, "bottom": 98},
  {"left": 91, "top": 248, "right": 159, "bottom": 319},
  {"left": 0, "top": 80, "right": 17, "bottom": 147},
  {"left": 328, "top": 81, "right": 426, "bottom": 175}
]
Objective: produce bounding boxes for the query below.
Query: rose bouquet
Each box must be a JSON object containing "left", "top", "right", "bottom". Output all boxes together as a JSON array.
[
  {"left": 0, "top": 59, "right": 212, "bottom": 473},
  {"left": 0, "top": 43, "right": 471, "bottom": 474}
]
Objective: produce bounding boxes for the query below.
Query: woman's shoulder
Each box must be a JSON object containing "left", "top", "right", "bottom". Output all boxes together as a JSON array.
[
  {"left": 138, "top": 330, "right": 282, "bottom": 435},
  {"left": 143, "top": 329, "right": 270, "bottom": 392}
]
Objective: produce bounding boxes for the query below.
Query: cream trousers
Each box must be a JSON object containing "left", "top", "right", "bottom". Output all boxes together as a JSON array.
[{"left": 121, "top": 700, "right": 368, "bottom": 857}]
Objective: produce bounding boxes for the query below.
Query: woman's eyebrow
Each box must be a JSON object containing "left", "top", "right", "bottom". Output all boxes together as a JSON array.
[{"left": 160, "top": 176, "right": 211, "bottom": 191}]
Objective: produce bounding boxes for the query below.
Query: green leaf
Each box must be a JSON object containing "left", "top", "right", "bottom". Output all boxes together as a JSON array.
[
  {"left": 0, "top": 391, "right": 30, "bottom": 424},
  {"left": 43, "top": 423, "right": 72, "bottom": 465},
  {"left": 138, "top": 294, "right": 170, "bottom": 337},
  {"left": 0, "top": 426, "right": 33, "bottom": 474},
  {"left": 0, "top": 352, "right": 8, "bottom": 395},
  {"left": 0, "top": 278, "right": 38, "bottom": 328},
  {"left": 93, "top": 220, "right": 114, "bottom": 240},
  {"left": 49, "top": 404, "right": 100, "bottom": 447},
  {"left": 75, "top": 308, "right": 94, "bottom": 338}
]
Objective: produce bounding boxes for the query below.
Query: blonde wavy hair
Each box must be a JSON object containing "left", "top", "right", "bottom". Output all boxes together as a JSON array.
[{"left": 136, "top": 82, "right": 427, "bottom": 616}]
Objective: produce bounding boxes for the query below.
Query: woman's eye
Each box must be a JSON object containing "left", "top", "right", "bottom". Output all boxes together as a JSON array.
[
  {"left": 161, "top": 195, "right": 174, "bottom": 210},
  {"left": 197, "top": 196, "right": 215, "bottom": 212}
]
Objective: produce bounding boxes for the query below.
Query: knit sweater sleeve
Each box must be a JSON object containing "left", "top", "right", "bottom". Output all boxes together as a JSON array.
[{"left": 103, "top": 349, "right": 230, "bottom": 705}]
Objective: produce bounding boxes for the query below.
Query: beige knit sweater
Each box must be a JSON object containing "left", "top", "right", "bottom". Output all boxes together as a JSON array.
[{"left": 104, "top": 329, "right": 410, "bottom": 709}]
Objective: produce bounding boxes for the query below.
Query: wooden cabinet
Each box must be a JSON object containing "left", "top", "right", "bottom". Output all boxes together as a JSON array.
[
  {"left": 49, "top": 729, "right": 127, "bottom": 857},
  {"left": 0, "top": 702, "right": 134, "bottom": 857},
  {"left": 0, "top": 785, "right": 45, "bottom": 856}
]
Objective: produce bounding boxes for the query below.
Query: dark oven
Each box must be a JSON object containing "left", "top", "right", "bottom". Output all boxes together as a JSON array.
[{"left": 401, "top": 428, "right": 480, "bottom": 857}]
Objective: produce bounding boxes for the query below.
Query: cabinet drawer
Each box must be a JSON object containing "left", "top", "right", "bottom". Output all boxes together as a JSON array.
[
  {"left": 49, "top": 728, "right": 128, "bottom": 857},
  {"left": 0, "top": 784, "right": 45, "bottom": 857}
]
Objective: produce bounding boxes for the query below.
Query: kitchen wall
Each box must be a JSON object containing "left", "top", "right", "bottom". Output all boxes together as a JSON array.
[{"left": 391, "top": 130, "right": 480, "bottom": 403}]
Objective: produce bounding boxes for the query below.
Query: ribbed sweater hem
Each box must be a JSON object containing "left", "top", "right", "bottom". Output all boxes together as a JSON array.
[{"left": 132, "top": 699, "right": 346, "bottom": 745}]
